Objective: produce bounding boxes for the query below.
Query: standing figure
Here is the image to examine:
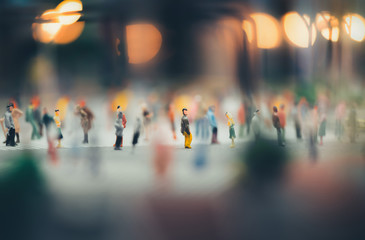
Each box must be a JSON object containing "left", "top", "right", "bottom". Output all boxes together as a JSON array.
[
  {"left": 4, "top": 103, "right": 16, "bottom": 146},
  {"left": 237, "top": 103, "right": 246, "bottom": 138},
  {"left": 43, "top": 108, "right": 56, "bottom": 153},
  {"left": 272, "top": 106, "right": 284, "bottom": 147},
  {"left": 0, "top": 117, "right": 6, "bottom": 142},
  {"left": 225, "top": 112, "right": 236, "bottom": 148},
  {"left": 181, "top": 108, "right": 192, "bottom": 149},
  {"left": 114, "top": 111, "right": 124, "bottom": 150},
  {"left": 335, "top": 101, "right": 346, "bottom": 141},
  {"left": 132, "top": 117, "right": 142, "bottom": 150},
  {"left": 207, "top": 106, "right": 219, "bottom": 144},
  {"left": 25, "top": 103, "right": 41, "bottom": 140},
  {"left": 251, "top": 109, "right": 262, "bottom": 141},
  {"left": 167, "top": 103, "right": 177, "bottom": 140},
  {"left": 11, "top": 106, "right": 23, "bottom": 143},
  {"left": 75, "top": 104, "right": 94, "bottom": 144},
  {"left": 318, "top": 113, "right": 327, "bottom": 145},
  {"left": 277, "top": 104, "right": 286, "bottom": 145},
  {"left": 114, "top": 106, "right": 127, "bottom": 147},
  {"left": 292, "top": 101, "right": 302, "bottom": 140},
  {"left": 142, "top": 105, "right": 152, "bottom": 141},
  {"left": 54, "top": 109, "right": 63, "bottom": 148}
]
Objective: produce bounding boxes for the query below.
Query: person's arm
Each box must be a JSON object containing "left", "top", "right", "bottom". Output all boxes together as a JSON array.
[
  {"left": 122, "top": 114, "right": 127, "bottom": 128},
  {"left": 185, "top": 119, "right": 191, "bottom": 135}
]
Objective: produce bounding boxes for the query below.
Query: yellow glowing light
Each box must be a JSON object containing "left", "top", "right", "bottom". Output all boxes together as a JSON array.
[
  {"left": 35, "top": 9, "right": 62, "bottom": 43},
  {"left": 53, "top": 21, "right": 84, "bottom": 44},
  {"left": 343, "top": 13, "right": 365, "bottom": 42},
  {"left": 283, "top": 12, "right": 317, "bottom": 48},
  {"left": 111, "top": 90, "right": 133, "bottom": 111},
  {"left": 56, "top": 96, "right": 70, "bottom": 121},
  {"left": 246, "top": 13, "right": 281, "bottom": 49},
  {"left": 174, "top": 95, "right": 192, "bottom": 112},
  {"left": 242, "top": 20, "right": 254, "bottom": 43},
  {"left": 126, "top": 23, "right": 162, "bottom": 64},
  {"left": 316, "top": 12, "right": 339, "bottom": 42},
  {"left": 56, "top": 0, "right": 83, "bottom": 25}
]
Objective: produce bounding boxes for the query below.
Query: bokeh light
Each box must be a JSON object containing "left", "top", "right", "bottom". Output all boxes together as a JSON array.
[
  {"left": 316, "top": 12, "right": 339, "bottom": 42},
  {"left": 111, "top": 90, "right": 133, "bottom": 111},
  {"left": 242, "top": 13, "right": 281, "bottom": 49},
  {"left": 56, "top": 0, "right": 83, "bottom": 25},
  {"left": 126, "top": 23, "right": 162, "bottom": 64},
  {"left": 55, "top": 96, "right": 70, "bottom": 121},
  {"left": 343, "top": 13, "right": 365, "bottom": 42},
  {"left": 283, "top": 12, "right": 317, "bottom": 48}
]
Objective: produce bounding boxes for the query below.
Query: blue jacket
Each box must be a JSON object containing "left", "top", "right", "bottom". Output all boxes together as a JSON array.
[{"left": 207, "top": 109, "right": 217, "bottom": 128}]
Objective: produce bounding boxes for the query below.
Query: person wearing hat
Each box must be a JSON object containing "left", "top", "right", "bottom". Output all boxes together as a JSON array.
[
  {"left": 181, "top": 108, "right": 192, "bottom": 149},
  {"left": 4, "top": 103, "right": 16, "bottom": 146},
  {"left": 54, "top": 109, "right": 63, "bottom": 148}
]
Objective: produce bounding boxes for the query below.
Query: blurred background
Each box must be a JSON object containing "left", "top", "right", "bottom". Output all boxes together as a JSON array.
[{"left": 1, "top": 0, "right": 365, "bottom": 239}]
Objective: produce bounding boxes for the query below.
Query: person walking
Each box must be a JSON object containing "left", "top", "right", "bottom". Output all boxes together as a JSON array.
[
  {"left": 114, "top": 111, "right": 124, "bottom": 150},
  {"left": 181, "top": 108, "right": 192, "bottom": 149},
  {"left": 225, "top": 112, "right": 236, "bottom": 148},
  {"left": 4, "top": 103, "right": 16, "bottom": 146},
  {"left": 54, "top": 109, "right": 63, "bottom": 148},
  {"left": 277, "top": 104, "right": 286, "bottom": 145},
  {"left": 272, "top": 106, "right": 284, "bottom": 147},
  {"left": 207, "top": 106, "right": 219, "bottom": 144}
]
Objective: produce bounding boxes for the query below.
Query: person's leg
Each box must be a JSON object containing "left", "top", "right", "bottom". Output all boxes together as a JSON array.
[
  {"left": 120, "top": 136, "right": 123, "bottom": 147},
  {"left": 83, "top": 132, "right": 89, "bottom": 143},
  {"left": 9, "top": 128, "right": 15, "bottom": 146},
  {"left": 115, "top": 136, "right": 121, "bottom": 149},
  {"left": 282, "top": 128, "right": 286, "bottom": 144},
  {"left": 187, "top": 133, "right": 192, "bottom": 148},
  {"left": 277, "top": 128, "right": 282, "bottom": 146},
  {"left": 184, "top": 132, "right": 188, "bottom": 147},
  {"left": 16, "top": 132, "right": 20, "bottom": 143}
]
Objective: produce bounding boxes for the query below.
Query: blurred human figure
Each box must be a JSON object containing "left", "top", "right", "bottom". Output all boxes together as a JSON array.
[
  {"left": 292, "top": 101, "right": 302, "bottom": 140},
  {"left": 4, "top": 103, "right": 16, "bottom": 146},
  {"left": 142, "top": 104, "right": 152, "bottom": 141},
  {"left": 114, "top": 111, "right": 124, "bottom": 150},
  {"left": 347, "top": 104, "right": 357, "bottom": 143},
  {"left": 245, "top": 99, "right": 254, "bottom": 135},
  {"left": 0, "top": 117, "right": 5, "bottom": 141},
  {"left": 225, "top": 112, "right": 236, "bottom": 148},
  {"left": 237, "top": 102, "right": 246, "bottom": 138},
  {"left": 207, "top": 106, "right": 219, "bottom": 144},
  {"left": 42, "top": 108, "right": 56, "bottom": 153},
  {"left": 195, "top": 101, "right": 209, "bottom": 141},
  {"left": 181, "top": 108, "right": 192, "bottom": 149},
  {"left": 335, "top": 101, "right": 346, "bottom": 141},
  {"left": 167, "top": 103, "right": 177, "bottom": 140},
  {"left": 278, "top": 104, "right": 286, "bottom": 145},
  {"left": 32, "top": 98, "right": 43, "bottom": 137},
  {"left": 132, "top": 117, "right": 142, "bottom": 151},
  {"left": 25, "top": 102, "right": 41, "bottom": 140},
  {"left": 74, "top": 104, "right": 94, "bottom": 144},
  {"left": 311, "top": 106, "right": 319, "bottom": 144},
  {"left": 54, "top": 109, "right": 63, "bottom": 148},
  {"left": 11, "top": 104, "right": 23, "bottom": 143},
  {"left": 251, "top": 109, "right": 262, "bottom": 140},
  {"left": 318, "top": 113, "right": 327, "bottom": 145},
  {"left": 114, "top": 106, "right": 127, "bottom": 147},
  {"left": 272, "top": 106, "right": 284, "bottom": 147}
]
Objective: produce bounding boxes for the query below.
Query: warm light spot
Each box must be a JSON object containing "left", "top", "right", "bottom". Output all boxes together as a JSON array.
[
  {"left": 174, "top": 95, "right": 192, "bottom": 112},
  {"left": 283, "top": 12, "right": 317, "bottom": 48},
  {"left": 33, "top": 9, "right": 62, "bottom": 43},
  {"left": 242, "top": 20, "right": 254, "bottom": 43},
  {"left": 56, "top": 0, "right": 83, "bottom": 25},
  {"left": 111, "top": 90, "right": 133, "bottom": 111},
  {"left": 56, "top": 96, "right": 70, "bottom": 121},
  {"left": 316, "top": 12, "right": 339, "bottom": 42},
  {"left": 126, "top": 23, "right": 162, "bottom": 64},
  {"left": 245, "top": 13, "right": 281, "bottom": 49},
  {"left": 343, "top": 13, "right": 365, "bottom": 42},
  {"left": 53, "top": 21, "right": 84, "bottom": 44}
]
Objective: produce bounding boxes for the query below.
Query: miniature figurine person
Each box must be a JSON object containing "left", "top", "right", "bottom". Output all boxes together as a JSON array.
[
  {"left": 132, "top": 117, "right": 142, "bottom": 151},
  {"left": 181, "top": 108, "right": 192, "bottom": 149},
  {"left": 4, "top": 103, "right": 16, "bottom": 146},
  {"left": 54, "top": 109, "right": 63, "bottom": 148},
  {"left": 114, "top": 106, "right": 127, "bottom": 147},
  {"left": 272, "top": 106, "right": 284, "bottom": 147},
  {"left": 75, "top": 104, "right": 94, "bottom": 144},
  {"left": 26, "top": 102, "right": 41, "bottom": 140},
  {"left": 114, "top": 111, "right": 124, "bottom": 150},
  {"left": 43, "top": 108, "right": 56, "bottom": 153},
  {"left": 11, "top": 106, "right": 23, "bottom": 143},
  {"left": 207, "top": 106, "right": 219, "bottom": 144},
  {"left": 225, "top": 112, "right": 236, "bottom": 148}
]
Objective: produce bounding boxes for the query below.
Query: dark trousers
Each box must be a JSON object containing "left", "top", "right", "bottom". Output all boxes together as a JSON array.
[
  {"left": 83, "top": 133, "right": 89, "bottom": 143},
  {"left": 115, "top": 136, "right": 122, "bottom": 147},
  {"left": 276, "top": 128, "right": 283, "bottom": 146},
  {"left": 211, "top": 127, "right": 218, "bottom": 143},
  {"left": 6, "top": 128, "right": 16, "bottom": 146}
]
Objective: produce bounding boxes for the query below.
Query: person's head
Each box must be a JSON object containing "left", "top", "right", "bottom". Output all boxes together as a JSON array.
[
  {"left": 273, "top": 106, "right": 278, "bottom": 113},
  {"left": 225, "top": 112, "right": 232, "bottom": 119},
  {"left": 280, "top": 104, "right": 285, "bottom": 110},
  {"left": 182, "top": 108, "right": 188, "bottom": 116},
  {"left": 55, "top": 109, "right": 60, "bottom": 116},
  {"left": 43, "top": 107, "right": 48, "bottom": 115},
  {"left": 7, "top": 103, "right": 14, "bottom": 112},
  {"left": 117, "top": 105, "right": 120, "bottom": 110}
]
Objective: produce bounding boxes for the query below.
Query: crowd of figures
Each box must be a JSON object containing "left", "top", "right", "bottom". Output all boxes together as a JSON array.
[{"left": 1, "top": 94, "right": 361, "bottom": 154}]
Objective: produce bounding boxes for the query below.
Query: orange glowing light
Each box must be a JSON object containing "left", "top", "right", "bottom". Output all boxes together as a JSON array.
[
  {"left": 111, "top": 90, "right": 132, "bottom": 111},
  {"left": 56, "top": 0, "right": 82, "bottom": 25},
  {"left": 56, "top": 96, "right": 70, "bottom": 121},
  {"left": 242, "top": 13, "right": 281, "bottom": 49},
  {"left": 283, "top": 12, "right": 317, "bottom": 48},
  {"left": 53, "top": 21, "right": 84, "bottom": 44},
  {"left": 316, "top": 12, "right": 339, "bottom": 42},
  {"left": 343, "top": 13, "right": 365, "bottom": 42},
  {"left": 126, "top": 23, "right": 162, "bottom": 64}
]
